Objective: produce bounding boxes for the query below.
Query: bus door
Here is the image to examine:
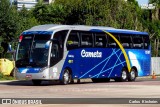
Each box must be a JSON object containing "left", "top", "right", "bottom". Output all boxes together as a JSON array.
[
  {"left": 66, "top": 31, "right": 80, "bottom": 78},
  {"left": 50, "top": 41, "right": 62, "bottom": 66},
  {"left": 49, "top": 30, "right": 68, "bottom": 66}
]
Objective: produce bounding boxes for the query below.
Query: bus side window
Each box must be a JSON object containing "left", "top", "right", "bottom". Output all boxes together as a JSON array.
[
  {"left": 67, "top": 31, "right": 79, "bottom": 50},
  {"left": 95, "top": 33, "right": 107, "bottom": 48},
  {"left": 132, "top": 35, "right": 144, "bottom": 49},
  {"left": 108, "top": 33, "right": 119, "bottom": 48},
  {"left": 50, "top": 43, "right": 61, "bottom": 66},
  {"left": 51, "top": 44, "right": 59, "bottom": 58},
  {"left": 143, "top": 36, "right": 149, "bottom": 49},
  {"left": 81, "top": 32, "right": 93, "bottom": 48},
  {"left": 120, "top": 34, "right": 132, "bottom": 48},
  {"left": 54, "top": 30, "right": 68, "bottom": 49}
]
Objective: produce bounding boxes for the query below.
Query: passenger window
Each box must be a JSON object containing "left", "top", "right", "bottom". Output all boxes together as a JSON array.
[
  {"left": 50, "top": 43, "right": 61, "bottom": 66},
  {"left": 108, "top": 33, "right": 119, "bottom": 48},
  {"left": 67, "top": 31, "right": 79, "bottom": 50},
  {"left": 51, "top": 44, "right": 59, "bottom": 58},
  {"left": 132, "top": 35, "right": 143, "bottom": 49},
  {"left": 120, "top": 35, "right": 132, "bottom": 48},
  {"left": 143, "top": 36, "right": 150, "bottom": 49},
  {"left": 54, "top": 30, "right": 68, "bottom": 49},
  {"left": 81, "top": 32, "right": 93, "bottom": 48},
  {"left": 95, "top": 33, "right": 107, "bottom": 48}
]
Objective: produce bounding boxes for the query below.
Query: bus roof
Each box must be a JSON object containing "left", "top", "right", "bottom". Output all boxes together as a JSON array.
[{"left": 24, "top": 24, "right": 148, "bottom": 35}]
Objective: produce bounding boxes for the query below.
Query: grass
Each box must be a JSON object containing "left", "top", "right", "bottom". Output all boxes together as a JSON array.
[{"left": 0, "top": 72, "right": 15, "bottom": 80}]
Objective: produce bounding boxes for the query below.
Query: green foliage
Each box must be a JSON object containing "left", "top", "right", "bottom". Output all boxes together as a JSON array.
[
  {"left": 0, "top": 72, "right": 15, "bottom": 80},
  {"left": 0, "top": 47, "right": 4, "bottom": 53},
  {"left": 0, "top": 0, "right": 39, "bottom": 58},
  {"left": 0, "top": 0, "right": 19, "bottom": 57},
  {"left": 18, "top": 6, "right": 39, "bottom": 35},
  {"left": 51, "top": 0, "right": 143, "bottom": 30},
  {"left": 32, "top": 1, "right": 66, "bottom": 24},
  {"left": 149, "top": 0, "right": 160, "bottom": 6}
]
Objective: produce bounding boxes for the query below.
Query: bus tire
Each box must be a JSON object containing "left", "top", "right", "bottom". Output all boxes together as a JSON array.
[
  {"left": 61, "top": 69, "right": 71, "bottom": 85},
  {"left": 128, "top": 68, "right": 137, "bottom": 82},
  {"left": 115, "top": 68, "right": 128, "bottom": 82},
  {"left": 32, "top": 80, "right": 42, "bottom": 86}
]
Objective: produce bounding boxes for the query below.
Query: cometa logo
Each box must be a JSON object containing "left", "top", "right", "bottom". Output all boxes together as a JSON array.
[{"left": 81, "top": 49, "right": 102, "bottom": 58}]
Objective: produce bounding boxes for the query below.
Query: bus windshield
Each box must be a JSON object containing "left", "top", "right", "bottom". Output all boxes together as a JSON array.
[{"left": 16, "top": 34, "right": 51, "bottom": 67}]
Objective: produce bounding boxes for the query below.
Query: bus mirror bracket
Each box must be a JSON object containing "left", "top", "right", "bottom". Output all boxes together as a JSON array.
[
  {"left": 45, "top": 41, "right": 51, "bottom": 49},
  {"left": 8, "top": 43, "right": 12, "bottom": 52},
  {"left": 45, "top": 39, "right": 59, "bottom": 49}
]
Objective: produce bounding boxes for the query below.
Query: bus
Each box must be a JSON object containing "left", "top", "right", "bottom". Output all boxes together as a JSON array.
[{"left": 15, "top": 24, "right": 151, "bottom": 85}]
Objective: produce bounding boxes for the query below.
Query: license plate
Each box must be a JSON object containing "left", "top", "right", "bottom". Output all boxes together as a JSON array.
[{"left": 26, "top": 75, "right": 32, "bottom": 80}]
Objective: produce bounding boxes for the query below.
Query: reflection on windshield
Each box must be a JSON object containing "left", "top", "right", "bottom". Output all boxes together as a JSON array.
[{"left": 16, "top": 34, "right": 51, "bottom": 67}]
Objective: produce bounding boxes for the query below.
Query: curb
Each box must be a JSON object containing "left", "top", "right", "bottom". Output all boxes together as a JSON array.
[
  {"left": 138, "top": 76, "right": 160, "bottom": 78},
  {"left": 0, "top": 80, "right": 18, "bottom": 83}
]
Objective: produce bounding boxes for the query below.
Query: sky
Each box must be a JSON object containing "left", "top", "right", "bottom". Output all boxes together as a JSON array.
[{"left": 137, "top": 0, "right": 149, "bottom": 5}]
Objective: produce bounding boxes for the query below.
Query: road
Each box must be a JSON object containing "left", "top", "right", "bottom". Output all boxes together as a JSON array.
[{"left": 0, "top": 77, "right": 160, "bottom": 107}]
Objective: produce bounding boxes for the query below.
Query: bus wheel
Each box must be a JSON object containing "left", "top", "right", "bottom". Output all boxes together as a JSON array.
[
  {"left": 115, "top": 68, "right": 128, "bottom": 82},
  {"left": 32, "top": 80, "right": 42, "bottom": 86},
  {"left": 121, "top": 68, "right": 128, "bottom": 82},
  {"left": 61, "top": 69, "right": 71, "bottom": 85},
  {"left": 128, "top": 68, "right": 137, "bottom": 82}
]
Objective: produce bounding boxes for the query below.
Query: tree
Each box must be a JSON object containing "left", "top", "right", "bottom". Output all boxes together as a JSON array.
[
  {"left": 51, "top": 0, "right": 143, "bottom": 30},
  {"left": 149, "top": 0, "right": 160, "bottom": 5},
  {"left": 0, "top": 0, "right": 19, "bottom": 58},
  {"left": 18, "top": 6, "right": 39, "bottom": 35},
  {"left": 32, "top": 0, "right": 66, "bottom": 24},
  {"left": 148, "top": 0, "right": 160, "bottom": 56}
]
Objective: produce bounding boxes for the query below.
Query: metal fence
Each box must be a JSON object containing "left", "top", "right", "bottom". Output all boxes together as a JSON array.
[{"left": 151, "top": 57, "right": 160, "bottom": 75}]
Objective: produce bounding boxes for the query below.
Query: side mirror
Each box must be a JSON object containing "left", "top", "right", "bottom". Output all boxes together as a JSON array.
[
  {"left": 8, "top": 44, "right": 12, "bottom": 51},
  {"left": 45, "top": 39, "right": 59, "bottom": 49},
  {"left": 45, "top": 41, "right": 51, "bottom": 49}
]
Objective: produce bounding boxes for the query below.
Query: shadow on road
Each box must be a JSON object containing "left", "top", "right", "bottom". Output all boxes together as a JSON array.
[
  {"left": 0, "top": 77, "right": 160, "bottom": 86},
  {"left": 0, "top": 80, "right": 94, "bottom": 86}
]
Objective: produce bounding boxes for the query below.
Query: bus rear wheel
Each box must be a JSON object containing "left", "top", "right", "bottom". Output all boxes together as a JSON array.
[
  {"left": 61, "top": 69, "right": 71, "bottom": 85},
  {"left": 115, "top": 68, "right": 128, "bottom": 82},
  {"left": 32, "top": 80, "right": 42, "bottom": 86},
  {"left": 128, "top": 68, "right": 137, "bottom": 82}
]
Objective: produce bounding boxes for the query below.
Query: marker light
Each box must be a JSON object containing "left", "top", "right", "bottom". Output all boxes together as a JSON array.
[{"left": 19, "top": 35, "right": 23, "bottom": 42}]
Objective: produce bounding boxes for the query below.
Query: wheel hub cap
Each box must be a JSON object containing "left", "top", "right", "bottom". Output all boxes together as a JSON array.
[
  {"left": 122, "top": 71, "right": 127, "bottom": 79},
  {"left": 131, "top": 71, "right": 135, "bottom": 79},
  {"left": 64, "top": 72, "right": 69, "bottom": 82}
]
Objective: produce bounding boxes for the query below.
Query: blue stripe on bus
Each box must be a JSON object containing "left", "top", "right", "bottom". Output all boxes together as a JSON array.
[
  {"left": 90, "top": 29, "right": 148, "bottom": 35},
  {"left": 22, "top": 31, "right": 53, "bottom": 35},
  {"left": 18, "top": 68, "right": 41, "bottom": 73}
]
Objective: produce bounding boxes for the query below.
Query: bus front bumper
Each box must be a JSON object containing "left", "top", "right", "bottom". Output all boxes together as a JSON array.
[{"left": 16, "top": 69, "right": 50, "bottom": 80}]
